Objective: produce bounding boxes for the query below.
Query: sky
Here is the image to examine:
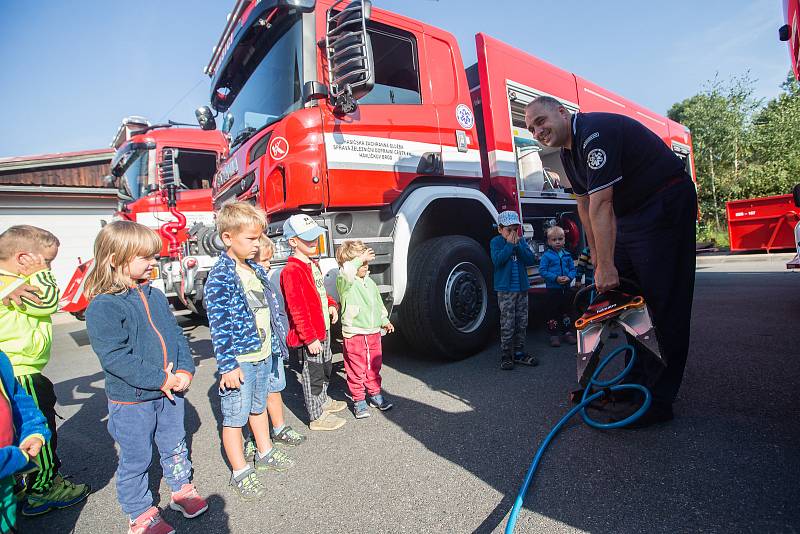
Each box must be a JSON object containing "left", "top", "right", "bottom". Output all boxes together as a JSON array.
[{"left": 0, "top": 0, "right": 790, "bottom": 158}]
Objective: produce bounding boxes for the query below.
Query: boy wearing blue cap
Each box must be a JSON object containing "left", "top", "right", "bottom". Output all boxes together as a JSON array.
[
  {"left": 490, "top": 211, "right": 538, "bottom": 370},
  {"left": 279, "top": 215, "right": 346, "bottom": 431}
]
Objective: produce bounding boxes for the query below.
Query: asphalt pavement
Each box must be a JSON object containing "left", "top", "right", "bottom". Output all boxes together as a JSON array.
[{"left": 19, "top": 258, "right": 800, "bottom": 534}]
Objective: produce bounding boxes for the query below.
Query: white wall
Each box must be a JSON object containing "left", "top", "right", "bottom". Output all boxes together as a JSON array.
[{"left": 0, "top": 194, "right": 117, "bottom": 290}]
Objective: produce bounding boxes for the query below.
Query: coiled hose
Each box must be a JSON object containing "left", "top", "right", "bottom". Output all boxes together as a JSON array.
[{"left": 504, "top": 344, "right": 652, "bottom": 533}]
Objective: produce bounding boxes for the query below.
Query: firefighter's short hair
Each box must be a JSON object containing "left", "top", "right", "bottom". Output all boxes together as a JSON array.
[
  {"left": 526, "top": 95, "right": 563, "bottom": 112},
  {"left": 216, "top": 202, "right": 267, "bottom": 235},
  {"left": 0, "top": 225, "right": 60, "bottom": 260},
  {"left": 335, "top": 239, "right": 367, "bottom": 267}
]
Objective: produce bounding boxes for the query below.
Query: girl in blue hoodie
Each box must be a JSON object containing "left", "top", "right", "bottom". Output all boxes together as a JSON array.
[{"left": 85, "top": 221, "right": 207, "bottom": 534}]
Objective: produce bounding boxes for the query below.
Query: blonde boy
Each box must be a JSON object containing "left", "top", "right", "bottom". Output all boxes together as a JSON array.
[
  {"left": 204, "top": 203, "right": 300, "bottom": 501},
  {"left": 335, "top": 240, "right": 394, "bottom": 419},
  {"left": 0, "top": 225, "right": 90, "bottom": 515}
]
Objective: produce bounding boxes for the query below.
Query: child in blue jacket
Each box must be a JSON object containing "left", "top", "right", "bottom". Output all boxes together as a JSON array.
[
  {"left": 85, "top": 221, "right": 207, "bottom": 533},
  {"left": 0, "top": 350, "right": 49, "bottom": 533},
  {"left": 539, "top": 226, "right": 577, "bottom": 347},
  {"left": 490, "top": 211, "right": 538, "bottom": 370}
]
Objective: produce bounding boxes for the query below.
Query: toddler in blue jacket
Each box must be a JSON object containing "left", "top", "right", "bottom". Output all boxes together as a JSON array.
[
  {"left": 538, "top": 225, "right": 577, "bottom": 347},
  {"left": 490, "top": 211, "right": 538, "bottom": 370}
]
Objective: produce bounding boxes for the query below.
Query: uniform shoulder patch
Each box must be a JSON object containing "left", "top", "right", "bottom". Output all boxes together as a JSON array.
[
  {"left": 587, "top": 148, "right": 606, "bottom": 170},
  {"left": 582, "top": 132, "right": 599, "bottom": 150}
]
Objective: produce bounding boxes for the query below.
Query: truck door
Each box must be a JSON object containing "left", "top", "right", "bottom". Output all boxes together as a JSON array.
[{"left": 319, "top": 14, "right": 441, "bottom": 208}]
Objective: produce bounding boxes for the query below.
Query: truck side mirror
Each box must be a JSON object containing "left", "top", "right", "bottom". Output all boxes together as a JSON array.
[
  {"left": 195, "top": 106, "right": 217, "bottom": 131},
  {"left": 793, "top": 184, "right": 800, "bottom": 208},
  {"left": 303, "top": 81, "right": 329, "bottom": 103},
  {"left": 779, "top": 24, "right": 790, "bottom": 41},
  {"left": 324, "top": 0, "right": 374, "bottom": 114}
]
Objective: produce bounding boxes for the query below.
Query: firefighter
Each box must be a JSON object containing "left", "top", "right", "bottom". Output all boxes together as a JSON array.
[{"left": 524, "top": 95, "right": 697, "bottom": 428}]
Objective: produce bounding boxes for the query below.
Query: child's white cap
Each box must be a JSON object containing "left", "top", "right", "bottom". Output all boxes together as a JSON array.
[
  {"left": 497, "top": 211, "right": 521, "bottom": 226},
  {"left": 283, "top": 214, "right": 324, "bottom": 241}
]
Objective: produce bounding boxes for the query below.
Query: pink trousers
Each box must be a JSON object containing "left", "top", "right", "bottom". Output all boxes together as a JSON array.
[{"left": 342, "top": 333, "right": 383, "bottom": 402}]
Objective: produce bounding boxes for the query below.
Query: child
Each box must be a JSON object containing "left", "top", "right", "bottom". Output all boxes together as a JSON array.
[
  {"left": 84, "top": 221, "right": 207, "bottom": 533},
  {"left": 0, "top": 225, "right": 90, "bottom": 516},
  {"left": 0, "top": 350, "right": 50, "bottom": 534},
  {"left": 204, "top": 203, "right": 297, "bottom": 501},
  {"left": 538, "top": 226, "right": 577, "bottom": 347},
  {"left": 279, "top": 214, "right": 346, "bottom": 431},
  {"left": 256, "top": 234, "right": 275, "bottom": 271},
  {"left": 242, "top": 232, "right": 306, "bottom": 462},
  {"left": 335, "top": 240, "right": 394, "bottom": 419},
  {"left": 490, "top": 211, "right": 538, "bottom": 370}
]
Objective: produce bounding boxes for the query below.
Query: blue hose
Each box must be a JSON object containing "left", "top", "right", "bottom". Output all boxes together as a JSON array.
[{"left": 504, "top": 344, "right": 652, "bottom": 533}]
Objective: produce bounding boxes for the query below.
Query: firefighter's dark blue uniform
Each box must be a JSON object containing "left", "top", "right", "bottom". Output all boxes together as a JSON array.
[{"left": 561, "top": 112, "right": 697, "bottom": 411}]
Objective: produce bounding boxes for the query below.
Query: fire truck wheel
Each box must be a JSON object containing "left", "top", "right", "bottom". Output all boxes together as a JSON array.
[{"left": 401, "top": 235, "right": 496, "bottom": 360}]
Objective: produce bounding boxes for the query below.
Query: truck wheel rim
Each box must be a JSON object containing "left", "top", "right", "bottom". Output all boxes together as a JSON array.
[{"left": 444, "top": 261, "right": 487, "bottom": 334}]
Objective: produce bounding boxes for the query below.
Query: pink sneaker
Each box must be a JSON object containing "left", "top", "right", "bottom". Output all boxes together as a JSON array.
[
  {"left": 128, "top": 507, "right": 175, "bottom": 534},
  {"left": 169, "top": 483, "right": 208, "bottom": 519}
]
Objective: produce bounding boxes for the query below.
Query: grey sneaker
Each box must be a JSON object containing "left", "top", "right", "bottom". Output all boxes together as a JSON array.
[
  {"left": 309, "top": 412, "right": 346, "bottom": 431},
  {"left": 354, "top": 400, "right": 370, "bottom": 419},
  {"left": 368, "top": 394, "right": 393, "bottom": 411},
  {"left": 254, "top": 448, "right": 295, "bottom": 472},
  {"left": 230, "top": 468, "right": 265, "bottom": 501},
  {"left": 322, "top": 398, "right": 347, "bottom": 413},
  {"left": 243, "top": 437, "right": 257, "bottom": 461},
  {"left": 272, "top": 425, "right": 306, "bottom": 447}
]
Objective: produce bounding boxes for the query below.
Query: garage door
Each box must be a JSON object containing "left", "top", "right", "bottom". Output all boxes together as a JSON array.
[{"left": 0, "top": 195, "right": 116, "bottom": 290}]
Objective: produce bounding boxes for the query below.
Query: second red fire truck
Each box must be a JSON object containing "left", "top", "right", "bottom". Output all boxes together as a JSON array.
[
  {"left": 61, "top": 117, "right": 226, "bottom": 318},
  {"left": 194, "top": 0, "right": 696, "bottom": 358}
]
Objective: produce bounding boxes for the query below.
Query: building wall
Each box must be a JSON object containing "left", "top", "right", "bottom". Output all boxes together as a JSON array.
[{"left": 0, "top": 192, "right": 117, "bottom": 289}]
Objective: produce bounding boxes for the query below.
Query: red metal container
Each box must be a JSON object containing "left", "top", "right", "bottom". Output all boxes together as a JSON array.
[{"left": 726, "top": 194, "right": 800, "bottom": 252}]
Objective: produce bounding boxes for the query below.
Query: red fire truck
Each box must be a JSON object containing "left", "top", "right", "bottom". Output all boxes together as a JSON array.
[
  {"left": 60, "top": 117, "right": 226, "bottom": 318},
  {"left": 195, "top": 0, "right": 696, "bottom": 358}
]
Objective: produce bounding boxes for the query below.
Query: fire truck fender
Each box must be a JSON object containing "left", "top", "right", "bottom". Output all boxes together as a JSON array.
[{"left": 392, "top": 186, "right": 498, "bottom": 305}]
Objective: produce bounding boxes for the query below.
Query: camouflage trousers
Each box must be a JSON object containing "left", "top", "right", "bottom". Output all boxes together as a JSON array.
[{"left": 497, "top": 291, "right": 529, "bottom": 357}]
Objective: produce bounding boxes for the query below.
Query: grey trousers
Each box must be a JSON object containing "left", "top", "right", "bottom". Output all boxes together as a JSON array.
[{"left": 498, "top": 291, "right": 529, "bottom": 357}]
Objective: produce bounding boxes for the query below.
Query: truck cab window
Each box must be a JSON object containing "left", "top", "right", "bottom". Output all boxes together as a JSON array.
[{"left": 359, "top": 23, "right": 421, "bottom": 105}]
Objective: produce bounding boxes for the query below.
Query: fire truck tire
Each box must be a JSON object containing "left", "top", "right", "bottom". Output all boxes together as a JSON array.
[{"left": 401, "top": 235, "right": 496, "bottom": 360}]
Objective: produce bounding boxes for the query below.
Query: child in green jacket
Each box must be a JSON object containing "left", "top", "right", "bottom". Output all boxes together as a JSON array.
[{"left": 335, "top": 240, "right": 394, "bottom": 419}]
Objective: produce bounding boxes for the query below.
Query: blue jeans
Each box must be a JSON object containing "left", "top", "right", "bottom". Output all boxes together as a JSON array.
[
  {"left": 219, "top": 358, "right": 269, "bottom": 427},
  {"left": 107, "top": 396, "right": 192, "bottom": 520},
  {"left": 266, "top": 355, "right": 286, "bottom": 393}
]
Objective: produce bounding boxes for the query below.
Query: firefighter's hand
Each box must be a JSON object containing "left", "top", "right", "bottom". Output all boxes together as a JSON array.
[
  {"left": 307, "top": 339, "right": 322, "bottom": 355},
  {"left": 594, "top": 264, "right": 619, "bottom": 293},
  {"left": 219, "top": 367, "right": 244, "bottom": 391},
  {"left": 18, "top": 253, "right": 48, "bottom": 276},
  {"left": 329, "top": 306, "right": 338, "bottom": 324},
  {"left": 2, "top": 284, "right": 41, "bottom": 307},
  {"left": 19, "top": 436, "right": 44, "bottom": 458}
]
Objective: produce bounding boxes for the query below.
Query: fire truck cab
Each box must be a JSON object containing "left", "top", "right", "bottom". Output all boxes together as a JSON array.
[
  {"left": 196, "top": 0, "right": 695, "bottom": 359},
  {"left": 60, "top": 117, "right": 226, "bottom": 317}
]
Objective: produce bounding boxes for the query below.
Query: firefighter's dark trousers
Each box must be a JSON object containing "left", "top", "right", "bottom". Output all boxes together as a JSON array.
[{"left": 614, "top": 177, "right": 697, "bottom": 407}]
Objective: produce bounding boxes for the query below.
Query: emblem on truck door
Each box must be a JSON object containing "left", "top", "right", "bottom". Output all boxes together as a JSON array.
[
  {"left": 269, "top": 137, "right": 289, "bottom": 161},
  {"left": 456, "top": 104, "right": 475, "bottom": 129}
]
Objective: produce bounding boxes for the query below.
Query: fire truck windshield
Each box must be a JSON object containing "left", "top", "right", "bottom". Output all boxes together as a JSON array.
[
  {"left": 112, "top": 147, "right": 150, "bottom": 200},
  {"left": 219, "top": 15, "right": 304, "bottom": 149}
]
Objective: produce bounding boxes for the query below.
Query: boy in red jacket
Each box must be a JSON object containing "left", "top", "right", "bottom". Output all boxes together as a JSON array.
[{"left": 279, "top": 215, "right": 346, "bottom": 431}]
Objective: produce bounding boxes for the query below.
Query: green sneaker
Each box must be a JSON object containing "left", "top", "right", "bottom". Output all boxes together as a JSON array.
[
  {"left": 230, "top": 467, "right": 265, "bottom": 501},
  {"left": 21, "top": 474, "right": 90, "bottom": 516},
  {"left": 243, "top": 437, "right": 257, "bottom": 462},
  {"left": 254, "top": 448, "right": 295, "bottom": 472},
  {"left": 272, "top": 425, "right": 306, "bottom": 447}
]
